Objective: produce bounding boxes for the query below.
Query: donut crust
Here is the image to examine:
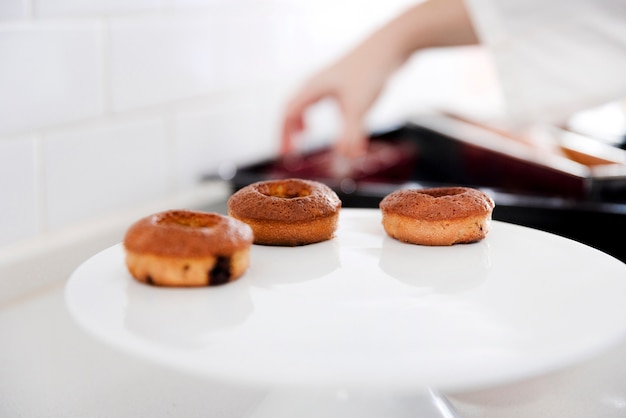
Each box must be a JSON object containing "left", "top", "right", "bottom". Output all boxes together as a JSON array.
[
  {"left": 227, "top": 178, "right": 341, "bottom": 246},
  {"left": 123, "top": 210, "right": 253, "bottom": 286},
  {"left": 380, "top": 187, "right": 495, "bottom": 246}
]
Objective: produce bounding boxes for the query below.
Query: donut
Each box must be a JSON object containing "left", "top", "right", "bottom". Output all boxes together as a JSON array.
[
  {"left": 379, "top": 187, "right": 495, "bottom": 246},
  {"left": 123, "top": 210, "right": 253, "bottom": 286},
  {"left": 227, "top": 178, "right": 341, "bottom": 246}
]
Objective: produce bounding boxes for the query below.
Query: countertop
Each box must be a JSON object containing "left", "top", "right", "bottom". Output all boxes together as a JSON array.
[
  {"left": 4, "top": 279, "right": 626, "bottom": 417},
  {"left": 2, "top": 182, "right": 626, "bottom": 417}
]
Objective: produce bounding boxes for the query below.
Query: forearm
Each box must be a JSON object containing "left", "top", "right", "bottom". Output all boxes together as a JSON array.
[{"left": 360, "top": 0, "right": 479, "bottom": 68}]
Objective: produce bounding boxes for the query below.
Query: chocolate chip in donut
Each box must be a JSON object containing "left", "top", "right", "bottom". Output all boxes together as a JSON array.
[
  {"left": 123, "top": 210, "right": 253, "bottom": 287},
  {"left": 209, "top": 256, "right": 232, "bottom": 286}
]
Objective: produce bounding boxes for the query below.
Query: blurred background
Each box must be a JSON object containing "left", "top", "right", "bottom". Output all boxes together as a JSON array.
[{"left": 0, "top": 0, "right": 503, "bottom": 249}]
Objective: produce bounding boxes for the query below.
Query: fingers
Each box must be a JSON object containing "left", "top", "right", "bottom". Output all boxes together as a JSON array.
[
  {"left": 334, "top": 111, "right": 368, "bottom": 159},
  {"left": 280, "top": 70, "right": 370, "bottom": 160},
  {"left": 280, "top": 82, "right": 329, "bottom": 155},
  {"left": 280, "top": 108, "right": 304, "bottom": 155},
  {"left": 282, "top": 95, "right": 368, "bottom": 160},
  {"left": 327, "top": 111, "right": 368, "bottom": 179}
]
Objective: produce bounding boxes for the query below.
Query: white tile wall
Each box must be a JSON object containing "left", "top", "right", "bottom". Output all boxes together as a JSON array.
[
  {"left": 0, "top": 136, "right": 39, "bottom": 246},
  {"left": 0, "top": 0, "right": 26, "bottom": 20},
  {"left": 109, "top": 14, "right": 217, "bottom": 112},
  {"left": 43, "top": 118, "right": 168, "bottom": 229},
  {"left": 174, "top": 85, "right": 289, "bottom": 188},
  {"left": 0, "top": 22, "right": 102, "bottom": 137},
  {"left": 210, "top": 11, "right": 279, "bottom": 88},
  {"left": 33, "top": 0, "right": 160, "bottom": 17}
]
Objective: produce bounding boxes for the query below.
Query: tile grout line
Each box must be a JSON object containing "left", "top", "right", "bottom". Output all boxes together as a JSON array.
[{"left": 33, "top": 132, "right": 48, "bottom": 234}]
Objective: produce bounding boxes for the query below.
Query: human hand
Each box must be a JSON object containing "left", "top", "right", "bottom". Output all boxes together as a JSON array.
[
  {"left": 280, "top": 48, "right": 393, "bottom": 160},
  {"left": 280, "top": 0, "right": 478, "bottom": 160}
]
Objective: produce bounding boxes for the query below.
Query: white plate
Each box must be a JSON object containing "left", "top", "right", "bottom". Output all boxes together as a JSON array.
[{"left": 65, "top": 209, "right": 626, "bottom": 393}]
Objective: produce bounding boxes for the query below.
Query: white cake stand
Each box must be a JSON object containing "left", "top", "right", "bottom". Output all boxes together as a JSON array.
[{"left": 65, "top": 209, "right": 626, "bottom": 417}]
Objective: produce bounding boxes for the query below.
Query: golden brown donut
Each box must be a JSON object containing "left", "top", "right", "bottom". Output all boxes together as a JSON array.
[
  {"left": 379, "top": 187, "right": 495, "bottom": 246},
  {"left": 123, "top": 210, "right": 253, "bottom": 286},
  {"left": 227, "top": 178, "right": 341, "bottom": 246}
]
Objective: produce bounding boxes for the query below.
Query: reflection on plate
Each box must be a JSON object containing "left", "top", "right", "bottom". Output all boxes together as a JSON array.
[
  {"left": 250, "top": 239, "right": 340, "bottom": 287},
  {"left": 65, "top": 209, "right": 626, "bottom": 392},
  {"left": 379, "top": 236, "right": 491, "bottom": 293},
  {"left": 124, "top": 278, "right": 253, "bottom": 349}
]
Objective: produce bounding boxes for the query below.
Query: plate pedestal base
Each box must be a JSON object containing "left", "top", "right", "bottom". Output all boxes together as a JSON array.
[{"left": 248, "top": 388, "right": 459, "bottom": 418}]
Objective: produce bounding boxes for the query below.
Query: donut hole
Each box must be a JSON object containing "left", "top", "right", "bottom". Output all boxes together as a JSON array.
[
  {"left": 421, "top": 188, "right": 464, "bottom": 198},
  {"left": 155, "top": 211, "right": 220, "bottom": 229},
  {"left": 260, "top": 182, "right": 311, "bottom": 199}
]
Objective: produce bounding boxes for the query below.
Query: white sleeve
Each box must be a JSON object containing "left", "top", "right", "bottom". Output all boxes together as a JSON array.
[{"left": 464, "top": 0, "right": 626, "bottom": 125}]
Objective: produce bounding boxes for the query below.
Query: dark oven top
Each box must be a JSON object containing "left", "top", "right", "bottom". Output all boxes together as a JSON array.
[{"left": 224, "top": 115, "right": 626, "bottom": 262}]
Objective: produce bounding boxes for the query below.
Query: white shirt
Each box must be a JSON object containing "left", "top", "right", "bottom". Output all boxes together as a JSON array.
[{"left": 464, "top": 0, "right": 626, "bottom": 126}]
